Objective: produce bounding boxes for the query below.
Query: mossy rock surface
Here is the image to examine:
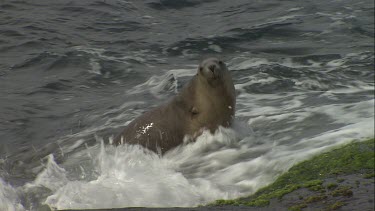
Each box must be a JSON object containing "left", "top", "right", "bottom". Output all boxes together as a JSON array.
[{"left": 210, "top": 138, "right": 375, "bottom": 210}]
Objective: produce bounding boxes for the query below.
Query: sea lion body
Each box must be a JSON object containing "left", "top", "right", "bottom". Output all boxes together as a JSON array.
[{"left": 114, "top": 58, "right": 235, "bottom": 154}]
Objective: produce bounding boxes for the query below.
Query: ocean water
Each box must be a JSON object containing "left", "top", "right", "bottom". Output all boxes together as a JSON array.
[{"left": 0, "top": 0, "right": 374, "bottom": 210}]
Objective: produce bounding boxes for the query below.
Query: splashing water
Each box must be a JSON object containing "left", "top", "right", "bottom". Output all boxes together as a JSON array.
[
  {"left": 0, "top": 179, "right": 24, "bottom": 211},
  {"left": 0, "top": 0, "right": 373, "bottom": 210},
  {"left": 2, "top": 111, "right": 373, "bottom": 210}
]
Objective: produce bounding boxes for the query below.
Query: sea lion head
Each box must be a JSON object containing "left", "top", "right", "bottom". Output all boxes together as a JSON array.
[
  {"left": 198, "top": 58, "right": 228, "bottom": 85},
  {"left": 189, "top": 57, "right": 235, "bottom": 132}
]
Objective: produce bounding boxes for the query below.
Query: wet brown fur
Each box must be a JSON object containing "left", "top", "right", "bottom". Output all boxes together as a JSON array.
[{"left": 113, "top": 58, "right": 235, "bottom": 154}]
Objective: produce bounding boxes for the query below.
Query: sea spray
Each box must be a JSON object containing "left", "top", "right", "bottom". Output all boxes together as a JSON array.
[{"left": 0, "top": 179, "right": 24, "bottom": 211}]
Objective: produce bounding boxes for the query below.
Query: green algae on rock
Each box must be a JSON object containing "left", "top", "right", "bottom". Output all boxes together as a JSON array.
[{"left": 210, "top": 138, "right": 374, "bottom": 208}]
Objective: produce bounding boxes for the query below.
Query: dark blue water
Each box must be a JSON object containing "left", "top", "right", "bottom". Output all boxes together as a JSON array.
[{"left": 0, "top": 0, "right": 374, "bottom": 210}]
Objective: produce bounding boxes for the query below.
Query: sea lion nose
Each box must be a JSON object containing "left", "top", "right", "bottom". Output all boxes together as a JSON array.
[{"left": 209, "top": 64, "right": 216, "bottom": 73}]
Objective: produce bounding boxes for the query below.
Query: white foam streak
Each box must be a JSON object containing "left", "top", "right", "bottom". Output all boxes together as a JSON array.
[
  {"left": 127, "top": 73, "right": 178, "bottom": 97},
  {"left": 127, "top": 68, "right": 196, "bottom": 97},
  {"left": 0, "top": 179, "right": 24, "bottom": 211},
  {"left": 25, "top": 155, "right": 68, "bottom": 192}
]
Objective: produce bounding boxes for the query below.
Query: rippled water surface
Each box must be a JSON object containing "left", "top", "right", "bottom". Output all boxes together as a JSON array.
[{"left": 0, "top": 0, "right": 374, "bottom": 210}]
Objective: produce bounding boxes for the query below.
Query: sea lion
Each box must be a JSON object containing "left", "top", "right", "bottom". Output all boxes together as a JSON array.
[{"left": 114, "top": 58, "right": 236, "bottom": 154}]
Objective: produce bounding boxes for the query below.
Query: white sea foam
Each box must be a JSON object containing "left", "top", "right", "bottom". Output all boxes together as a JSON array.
[
  {"left": 0, "top": 179, "right": 24, "bottom": 211},
  {"left": 2, "top": 112, "right": 372, "bottom": 210},
  {"left": 127, "top": 73, "right": 178, "bottom": 97},
  {"left": 88, "top": 58, "right": 102, "bottom": 75},
  {"left": 73, "top": 46, "right": 166, "bottom": 65},
  {"left": 1, "top": 100, "right": 373, "bottom": 210},
  {"left": 22, "top": 103, "right": 373, "bottom": 210}
]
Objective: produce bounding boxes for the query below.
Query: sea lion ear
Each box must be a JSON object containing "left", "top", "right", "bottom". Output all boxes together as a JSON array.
[{"left": 190, "top": 106, "right": 199, "bottom": 116}]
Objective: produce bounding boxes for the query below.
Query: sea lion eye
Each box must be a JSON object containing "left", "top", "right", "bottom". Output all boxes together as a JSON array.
[
  {"left": 218, "top": 60, "right": 223, "bottom": 65},
  {"left": 199, "top": 67, "right": 203, "bottom": 72}
]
